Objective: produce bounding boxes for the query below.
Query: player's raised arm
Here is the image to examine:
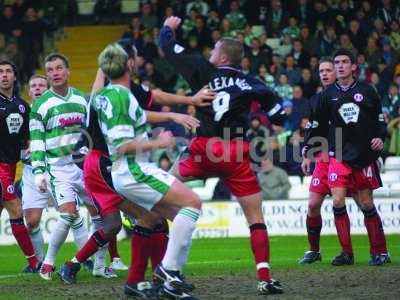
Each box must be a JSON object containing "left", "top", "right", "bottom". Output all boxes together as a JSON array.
[
  {"left": 255, "top": 82, "right": 286, "bottom": 126},
  {"left": 152, "top": 86, "right": 215, "bottom": 107},
  {"left": 159, "top": 16, "right": 214, "bottom": 90}
]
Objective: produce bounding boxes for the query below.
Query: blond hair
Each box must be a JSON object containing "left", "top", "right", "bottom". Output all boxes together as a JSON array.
[{"left": 98, "top": 43, "right": 128, "bottom": 79}]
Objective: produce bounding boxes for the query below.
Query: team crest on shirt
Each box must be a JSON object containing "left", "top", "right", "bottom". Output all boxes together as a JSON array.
[
  {"left": 18, "top": 104, "right": 25, "bottom": 113},
  {"left": 312, "top": 178, "right": 320, "bottom": 186},
  {"left": 7, "top": 185, "right": 14, "bottom": 194},
  {"left": 353, "top": 93, "right": 363, "bottom": 102},
  {"left": 329, "top": 173, "right": 338, "bottom": 182},
  {"left": 338, "top": 103, "right": 360, "bottom": 124}
]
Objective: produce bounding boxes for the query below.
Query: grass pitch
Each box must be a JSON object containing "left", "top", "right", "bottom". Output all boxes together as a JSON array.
[{"left": 0, "top": 235, "right": 399, "bottom": 299}]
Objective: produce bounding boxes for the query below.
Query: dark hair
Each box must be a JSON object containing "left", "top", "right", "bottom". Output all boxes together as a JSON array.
[
  {"left": 219, "top": 37, "right": 244, "bottom": 66},
  {"left": 117, "top": 39, "right": 138, "bottom": 59},
  {"left": 44, "top": 53, "right": 69, "bottom": 68},
  {"left": 333, "top": 48, "right": 355, "bottom": 64},
  {"left": 0, "top": 60, "right": 17, "bottom": 75}
]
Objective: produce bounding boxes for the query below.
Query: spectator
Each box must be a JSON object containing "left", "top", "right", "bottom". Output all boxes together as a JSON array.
[
  {"left": 369, "top": 71, "right": 386, "bottom": 96},
  {"left": 339, "top": 33, "right": 357, "bottom": 56},
  {"left": 143, "top": 61, "right": 165, "bottom": 90},
  {"left": 282, "top": 55, "right": 301, "bottom": 85},
  {"left": 348, "top": 19, "right": 366, "bottom": 53},
  {"left": 376, "top": 0, "right": 400, "bottom": 30},
  {"left": 142, "top": 31, "right": 158, "bottom": 62},
  {"left": 316, "top": 24, "right": 337, "bottom": 57},
  {"left": 0, "top": 5, "right": 22, "bottom": 43},
  {"left": 94, "top": 0, "right": 120, "bottom": 24},
  {"left": 281, "top": 16, "right": 300, "bottom": 40},
  {"left": 299, "top": 25, "right": 316, "bottom": 55},
  {"left": 291, "top": 38, "right": 310, "bottom": 69},
  {"left": 275, "top": 33, "right": 292, "bottom": 57},
  {"left": 382, "top": 83, "right": 400, "bottom": 118},
  {"left": 206, "top": 10, "right": 220, "bottom": 31},
  {"left": 266, "top": 0, "right": 288, "bottom": 37},
  {"left": 292, "top": 0, "right": 313, "bottom": 28},
  {"left": 186, "top": 0, "right": 209, "bottom": 17},
  {"left": 189, "top": 15, "right": 212, "bottom": 49},
  {"left": 275, "top": 73, "right": 293, "bottom": 100},
  {"left": 356, "top": 53, "right": 370, "bottom": 82},
  {"left": 257, "top": 158, "right": 291, "bottom": 200},
  {"left": 140, "top": 2, "right": 158, "bottom": 30},
  {"left": 182, "top": 8, "right": 199, "bottom": 38},
  {"left": 299, "top": 68, "right": 318, "bottom": 98},
  {"left": 219, "top": 18, "right": 235, "bottom": 38},
  {"left": 365, "top": 37, "right": 383, "bottom": 69},
  {"left": 389, "top": 20, "right": 400, "bottom": 55},
  {"left": 309, "top": 55, "right": 320, "bottom": 82},
  {"left": 248, "top": 114, "right": 269, "bottom": 158},
  {"left": 241, "top": 56, "right": 252, "bottom": 76},
  {"left": 247, "top": 37, "right": 270, "bottom": 74},
  {"left": 225, "top": 1, "right": 247, "bottom": 31},
  {"left": 210, "top": 29, "right": 222, "bottom": 44},
  {"left": 257, "top": 64, "right": 276, "bottom": 89}
]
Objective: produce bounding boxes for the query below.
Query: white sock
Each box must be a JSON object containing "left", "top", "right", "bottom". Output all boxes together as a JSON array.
[
  {"left": 43, "top": 214, "right": 71, "bottom": 266},
  {"left": 91, "top": 215, "right": 107, "bottom": 269},
  {"left": 71, "top": 215, "right": 88, "bottom": 250},
  {"left": 161, "top": 207, "right": 200, "bottom": 271},
  {"left": 30, "top": 226, "right": 44, "bottom": 261}
]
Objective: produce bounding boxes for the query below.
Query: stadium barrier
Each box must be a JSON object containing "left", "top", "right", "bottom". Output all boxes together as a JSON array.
[{"left": 0, "top": 198, "right": 399, "bottom": 245}]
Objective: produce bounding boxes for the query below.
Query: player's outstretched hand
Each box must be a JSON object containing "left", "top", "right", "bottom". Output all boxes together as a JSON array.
[
  {"left": 158, "top": 130, "right": 176, "bottom": 148},
  {"left": 370, "top": 138, "right": 384, "bottom": 151},
  {"left": 170, "top": 112, "right": 200, "bottom": 130},
  {"left": 191, "top": 86, "right": 216, "bottom": 107},
  {"left": 301, "top": 158, "right": 312, "bottom": 176},
  {"left": 164, "top": 16, "right": 182, "bottom": 30},
  {"left": 34, "top": 174, "right": 47, "bottom": 193}
]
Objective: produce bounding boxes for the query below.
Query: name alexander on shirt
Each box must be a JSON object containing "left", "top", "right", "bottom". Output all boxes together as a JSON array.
[{"left": 208, "top": 76, "right": 252, "bottom": 91}]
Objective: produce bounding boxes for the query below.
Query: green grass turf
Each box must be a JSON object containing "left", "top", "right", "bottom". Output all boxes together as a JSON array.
[{"left": 0, "top": 235, "right": 398, "bottom": 298}]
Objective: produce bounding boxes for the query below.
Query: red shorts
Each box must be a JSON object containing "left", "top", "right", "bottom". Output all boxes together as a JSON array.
[
  {"left": 328, "top": 158, "right": 382, "bottom": 191},
  {"left": 0, "top": 162, "right": 17, "bottom": 201},
  {"left": 83, "top": 150, "right": 123, "bottom": 217},
  {"left": 178, "top": 137, "right": 261, "bottom": 197},
  {"left": 309, "top": 160, "right": 330, "bottom": 196}
]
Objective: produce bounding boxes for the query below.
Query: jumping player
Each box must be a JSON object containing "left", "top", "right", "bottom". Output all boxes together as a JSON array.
[
  {"left": 0, "top": 60, "right": 40, "bottom": 272},
  {"left": 159, "top": 16, "right": 286, "bottom": 295},
  {"left": 303, "top": 49, "right": 390, "bottom": 266}
]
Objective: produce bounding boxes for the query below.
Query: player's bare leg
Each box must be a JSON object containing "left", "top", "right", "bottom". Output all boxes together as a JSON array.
[
  {"left": 4, "top": 198, "right": 40, "bottom": 272},
  {"left": 331, "top": 187, "right": 354, "bottom": 266}
]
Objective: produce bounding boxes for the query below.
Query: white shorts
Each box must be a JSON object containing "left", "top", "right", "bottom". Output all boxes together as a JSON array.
[
  {"left": 111, "top": 156, "right": 175, "bottom": 211},
  {"left": 47, "top": 163, "right": 92, "bottom": 209},
  {"left": 21, "top": 164, "right": 51, "bottom": 210}
]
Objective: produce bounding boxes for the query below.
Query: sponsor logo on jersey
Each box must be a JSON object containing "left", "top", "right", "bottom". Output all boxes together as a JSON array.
[
  {"left": 312, "top": 178, "right": 320, "bottom": 186},
  {"left": 18, "top": 104, "right": 25, "bottom": 113},
  {"left": 174, "top": 44, "right": 184, "bottom": 54},
  {"left": 338, "top": 103, "right": 360, "bottom": 124},
  {"left": 329, "top": 173, "right": 338, "bottom": 181},
  {"left": 6, "top": 113, "right": 23, "bottom": 134},
  {"left": 59, "top": 116, "right": 83, "bottom": 127},
  {"left": 353, "top": 93, "right": 363, "bottom": 102}
]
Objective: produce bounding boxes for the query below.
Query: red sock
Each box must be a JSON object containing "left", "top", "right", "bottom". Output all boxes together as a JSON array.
[
  {"left": 76, "top": 229, "right": 108, "bottom": 263},
  {"left": 250, "top": 223, "right": 270, "bottom": 282},
  {"left": 150, "top": 231, "right": 168, "bottom": 270},
  {"left": 306, "top": 215, "right": 322, "bottom": 252},
  {"left": 127, "top": 226, "right": 152, "bottom": 285},
  {"left": 108, "top": 235, "right": 120, "bottom": 260},
  {"left": 363, "top": 206, "right": 387, "bottom": 255},
  {"left": 10, "top": 218, "right": 38, "bottom": 268},
  {"left": 333, "top": 206, "right": 353, "bottom": 254}
]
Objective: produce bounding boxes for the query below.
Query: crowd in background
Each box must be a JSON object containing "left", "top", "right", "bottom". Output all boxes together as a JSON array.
[{"left": 2, "top": 0, "right": 400, "bottom": 200}]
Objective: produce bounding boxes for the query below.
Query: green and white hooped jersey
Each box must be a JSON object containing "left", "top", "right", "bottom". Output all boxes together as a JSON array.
[
  {"left": 30, "top": 87, "right": 87, "bottom": 175},
  {"left": 93, "top": 84, "right": 150, "bottom": 162}
]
